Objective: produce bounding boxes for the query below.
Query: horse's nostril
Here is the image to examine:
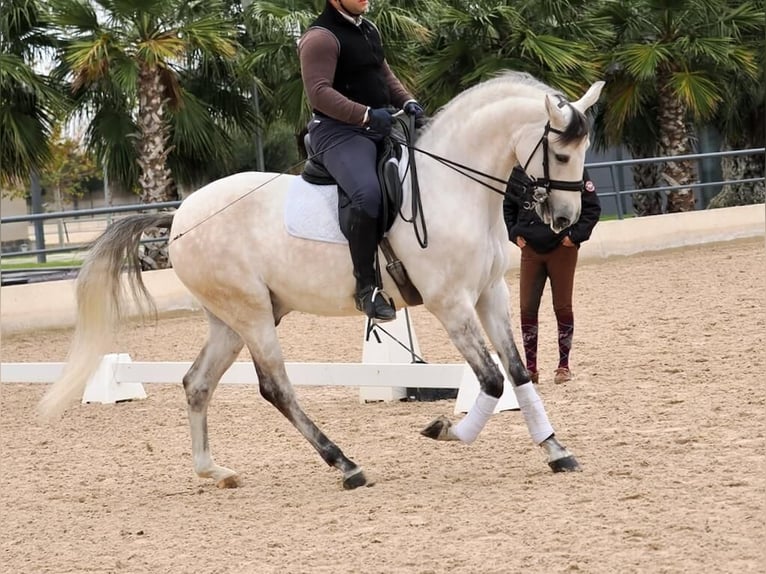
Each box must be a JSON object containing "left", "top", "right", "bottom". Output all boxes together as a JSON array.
[{"left": 555, "top": 217, "right": 570, "bottom": 229}]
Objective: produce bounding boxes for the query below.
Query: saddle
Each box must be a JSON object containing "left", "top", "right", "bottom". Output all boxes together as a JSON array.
[
  {"left": 301, "top": 122, "right": 422, "bottom": 306},
  {"left": 301, "top": 130, "right": 404, "bottom": 236}
]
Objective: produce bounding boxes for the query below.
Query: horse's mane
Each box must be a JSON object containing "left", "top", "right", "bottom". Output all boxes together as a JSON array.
[
  {"left": 453, "top": 71, "right": 562, "bottom": 103},
  {"left": 428, "top": 71, "right": 588, "bottom": 144}
]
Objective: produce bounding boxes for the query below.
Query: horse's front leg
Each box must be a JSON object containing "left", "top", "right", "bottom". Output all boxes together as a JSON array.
[
  {"left": 420, "top": 296, "right": 505, "bottom": 444},
  {"left": 183, "top": 312, "right": 245, "bottom": 488},
  {"left": 475, "top": 280, "right": 580, "bottom": 472}
]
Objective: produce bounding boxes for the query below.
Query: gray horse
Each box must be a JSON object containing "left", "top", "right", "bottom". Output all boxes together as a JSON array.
[{"left": 40, "top": 71, "right": 604, "bottom": 490}]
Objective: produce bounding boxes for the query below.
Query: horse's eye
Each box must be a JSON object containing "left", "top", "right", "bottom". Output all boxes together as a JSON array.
[{"left": 554, "top": 154, "right": 569, "bottom": 163}]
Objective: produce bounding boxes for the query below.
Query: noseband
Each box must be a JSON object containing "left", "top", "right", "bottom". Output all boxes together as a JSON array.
[{"left": 513, "top": 121, "right": 584, "bottom": 206}]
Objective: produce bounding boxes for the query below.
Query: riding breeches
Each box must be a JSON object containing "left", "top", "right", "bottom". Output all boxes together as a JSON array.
[
  {"left": 519, "top": 243, "right": 579, "bottom": 371},
  {"left": 307, "top": 115, "right": 383, "bottom": 219},
  {"left": 519, "top": 243, "right": 578, "bottom": 318}
]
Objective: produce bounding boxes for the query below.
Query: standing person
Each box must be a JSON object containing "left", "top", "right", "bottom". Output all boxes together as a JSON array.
[
  {"left": 298, "top": 0, "right": 425, "bottom": 322},
  {"left": 503, "top": 171, "right": 601, "bottom": 384}
]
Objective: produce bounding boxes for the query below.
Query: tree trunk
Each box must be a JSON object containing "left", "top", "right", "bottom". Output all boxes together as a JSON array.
[
  {"left": 137, "top": 64, "right": 173, "bottom": 203},
  {"left": 627, "top": 143, "right": 663, "bottom": 216},
  {"left": 657, "top": 71, "right": 697, "bottom": 213},
  {"left": 708, "top": 147, "right": 766, "bottom": 208},
  {"left": 54, "top": 184, "right": 65, "bottom": 246},
  {"left": 136, "top": 64, "right": 173, "bottom": 269}
]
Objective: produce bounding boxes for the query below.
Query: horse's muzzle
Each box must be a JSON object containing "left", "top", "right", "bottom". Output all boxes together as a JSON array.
[{"left": 556, "top": 215, "right": 574, "bottom": 229}]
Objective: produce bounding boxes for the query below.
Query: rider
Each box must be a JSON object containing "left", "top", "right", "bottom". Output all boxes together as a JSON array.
[{"left": 298, "top": 0, "right": 425, "bottom": 322}]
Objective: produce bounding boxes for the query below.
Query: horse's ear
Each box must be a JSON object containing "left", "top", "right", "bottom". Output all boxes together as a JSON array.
[
  {"left": 571, "top": 81, "right": 606, "bottom": 114},
  {"left": 544, "top": 94, "right": 568, "bottom": 129}
]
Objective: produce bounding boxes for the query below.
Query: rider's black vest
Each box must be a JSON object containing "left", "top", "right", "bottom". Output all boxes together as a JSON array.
[{"left": 310, "top": 6, "right": 390, "bottom": 109}]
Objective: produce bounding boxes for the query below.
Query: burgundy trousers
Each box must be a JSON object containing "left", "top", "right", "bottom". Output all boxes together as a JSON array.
[{"left": 518, "top": 243, "right": 578, "bottom": 372}]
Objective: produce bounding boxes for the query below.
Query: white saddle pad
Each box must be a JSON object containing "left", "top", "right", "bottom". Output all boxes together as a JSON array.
[
  {"left": 284, "top": 150, "right": 409, "bottom": 245},
  {"left": 284, "top": 178, "right": 347, "bottom": 244}
]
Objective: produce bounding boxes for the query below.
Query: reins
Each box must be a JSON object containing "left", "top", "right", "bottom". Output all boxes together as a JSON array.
[
  {"left": 392, "top": 133, "right": 508, "bottom": 196},
  {"left": 394, "top": 116, "right": 429, "bottom": 248}
]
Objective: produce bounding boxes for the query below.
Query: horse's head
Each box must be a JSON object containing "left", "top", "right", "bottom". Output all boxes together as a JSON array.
[{"left": 514, "top": 81, "right": 604, "bottom": 232}]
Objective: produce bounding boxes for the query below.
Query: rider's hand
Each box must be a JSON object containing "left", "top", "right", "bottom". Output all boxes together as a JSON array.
[
  {"left": 403, "top": 100, "right": 426, "bottom": 128},
  {"left": 562, "top": 236, "right": 575, "bottom": 248},
  {"left": 516, "top": 237, "right": 527, "bottom": 249},
  {"left": 366, "top": 107, "right": 394, "bottom": 136}
]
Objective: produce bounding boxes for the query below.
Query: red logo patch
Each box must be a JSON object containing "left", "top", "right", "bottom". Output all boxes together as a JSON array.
[{"left": 585, "top": 180, "right": 595, "bottom": 192}]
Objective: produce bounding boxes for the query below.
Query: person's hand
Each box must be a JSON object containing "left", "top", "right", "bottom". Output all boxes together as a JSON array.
[
  {"left": 516, "top": 237, "right": 527, "bottom": 248},
  {"left": 403, "top": 100, "right": 426, "bottom": 128},
  {"left": 562, "top": 236, "right": 575, "bottom": 248},
  {"left": 366, "top": 108, "right": 394, "bottom": 136}
]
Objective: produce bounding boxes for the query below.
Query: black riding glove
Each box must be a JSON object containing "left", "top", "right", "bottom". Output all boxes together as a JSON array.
[
  {"left": 403, "top": 100, "right": 426, "bottom": 128},
  {"left": 366, "top": 108, "right": 394, "bottom": 136}
]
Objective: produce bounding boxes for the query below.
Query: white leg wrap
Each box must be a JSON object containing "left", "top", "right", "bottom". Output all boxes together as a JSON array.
[
  {"left": 452, "top": 391, "right": 499, "bottom": 444},
  {"left": 513, "top": 383, "right": 554, "bottom": 445}
]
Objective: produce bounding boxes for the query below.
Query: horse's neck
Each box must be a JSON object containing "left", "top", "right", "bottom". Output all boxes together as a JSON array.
[{"left": 418, "top": 96, "right": 542, "bottom": 191}]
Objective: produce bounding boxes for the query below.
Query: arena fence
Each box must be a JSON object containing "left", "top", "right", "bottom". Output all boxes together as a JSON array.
[
  {"left": 1, "top": 147, "right": 763, "bottom": 272},
  {"left": 0, "top": 311, "right": 520, "bottom": 414}
]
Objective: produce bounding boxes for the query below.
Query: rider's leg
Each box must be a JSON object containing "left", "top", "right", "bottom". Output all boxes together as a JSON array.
[
  {"left": 310, "top": 119, "right": 395, "bottom": 321},
  {"left": 345, "top": 207, "right": 396, "bottom": 321}
]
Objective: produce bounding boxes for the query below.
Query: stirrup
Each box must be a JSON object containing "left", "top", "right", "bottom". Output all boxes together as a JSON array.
[{"left": 356, "top": 286, "right": 396, "bottom": 322}]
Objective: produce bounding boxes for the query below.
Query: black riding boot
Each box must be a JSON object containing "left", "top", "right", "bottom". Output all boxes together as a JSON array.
[{"left": 345, "top": 208, "right": 396, "bottom": 322}]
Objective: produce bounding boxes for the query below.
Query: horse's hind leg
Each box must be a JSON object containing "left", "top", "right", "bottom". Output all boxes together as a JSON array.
[
  {"left": 238, "top": 312, "right": 368, "bottom": 490},
  {"left": 183, "top": 310, "right": 245, "bottom": 488},
  {"left": 475, "top": 280, "right": 579, "bottom": 472}
]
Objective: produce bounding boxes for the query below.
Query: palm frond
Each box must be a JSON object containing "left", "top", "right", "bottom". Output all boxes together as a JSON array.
[
  {"left": 615, "top": 42, "right": 672, "bottom": 80},
  {"left": 520, "top": 33, "right": 591, "bottom": 73},
  {"left": 670, "top": 70, "right": 722, "bottom": 120}
]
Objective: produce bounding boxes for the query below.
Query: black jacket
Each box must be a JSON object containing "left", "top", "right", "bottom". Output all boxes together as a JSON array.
[
  {"left": 310, "top": 5, "right": 390, "bottom": 109},
  {"left": 503, "top": 170, "right": 601, "bottom": 253}
]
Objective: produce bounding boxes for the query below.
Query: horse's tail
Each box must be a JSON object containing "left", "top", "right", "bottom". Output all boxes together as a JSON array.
[{"left": 38, "top": 213, "right": 175, "bottom": 420}]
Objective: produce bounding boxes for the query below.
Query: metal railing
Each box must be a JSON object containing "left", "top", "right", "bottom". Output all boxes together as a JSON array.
[
  {"left": 1, "top": 202, "right": 180, "bottom": 284},
  {"left": 0, "top": 200, "right": 181, "bottom": 225},
  {"left": 1, "top": 148, "right": 763, "bottom": 281},
  {"left": 584, "top": 147, "right": 765, "bottom": 219}
]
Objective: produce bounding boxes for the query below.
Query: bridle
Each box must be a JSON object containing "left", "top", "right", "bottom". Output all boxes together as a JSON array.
[
  {"left": 396, "top": 117, "right": 585, "bottom": 203},
  {"left": 514, "top": 120, "right": 585, "bottom": 209},
  {"left": 392, "top": 112, "right": 587, "bottom": 247}
]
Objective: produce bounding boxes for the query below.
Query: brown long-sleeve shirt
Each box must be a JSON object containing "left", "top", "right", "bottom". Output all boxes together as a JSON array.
[{"left": 298, "top": 26, "right": 413, "bottom": 126}]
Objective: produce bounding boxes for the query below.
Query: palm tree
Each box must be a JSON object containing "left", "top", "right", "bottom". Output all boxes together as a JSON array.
[
  {"left": 592, "top": 89, "right": 666, "bottom": 215},
  {"left": 47, "top": 0, "right": 244, "bottom": 204},
  {"left": 708, "top": 2, "right": 765, "bottom": 208},
  {"left": 167, "top": 45, "right": 259, "bottom": 190},
  {"left": 709, "top": 77, "right": 765, "bottom": 207},
  {"left": 597, "top": 0, "right": 763, "bottom": 213},
  {"left": 0, "top": 0, "right": 64, "bottom": 186},
  {"left": 416, "top": 0, "right": 612, "bottom": 109},
  {"left": 241, "top": 0, "right": 319, "bottom": 151}
]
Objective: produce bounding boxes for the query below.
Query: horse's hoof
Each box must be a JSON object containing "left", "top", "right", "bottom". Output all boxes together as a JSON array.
[
  {"left": 548, "top": 455, "right": 581, "bottom": 473},
  {"left": 342, "top": 468, "right": 369, "bottom": 490},
  {"left": 216, "top": 474, "right": 241, "bottom": 488},
  {"left": 420, "top": 415, "right": 455, "bottom": 441}
]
